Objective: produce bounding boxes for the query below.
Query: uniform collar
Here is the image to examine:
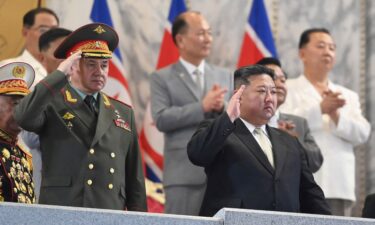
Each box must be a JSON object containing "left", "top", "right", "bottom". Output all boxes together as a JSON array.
[
  {"left": 0, "top": 128, "right": 17, "bottom": 145},
  {"left": 69, "top": 83, "right": 99, "bottom": 101}
]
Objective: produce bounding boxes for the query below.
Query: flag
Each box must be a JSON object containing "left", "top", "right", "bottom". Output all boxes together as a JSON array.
[
  {"left": 139, "top": 0, "right": 187, "bottom": 213},
  {"left": 90, "top": 0, "right": 132, "bottom": 105},
  {"left": 237, "top": 0, "right": 277, "bottom": 68}
]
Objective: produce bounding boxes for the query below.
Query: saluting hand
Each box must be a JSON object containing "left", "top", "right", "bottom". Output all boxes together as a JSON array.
[
  {"left": 226, "top": 85, "right": 246, "bottom": 123},
  {"left": 57, "top": 51, "right": 82, "bottom": 76}
]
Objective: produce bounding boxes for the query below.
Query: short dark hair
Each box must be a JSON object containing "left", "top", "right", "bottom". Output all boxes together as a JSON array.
[
  {"left": 256, "top": 57, "right": 288, "bottom": 79},
  {"left": 234, "top": 65, "right": 275, "bottom": 89},
  {"left": 256, "top": 57, "right": 281, "bottom": 67},
  {"left": 39, "top": 28, "right": 72, "bottom": 52},
  {"left": 298, "top": 28, "right": 330, "bottom": 49},
  {"left": 23, "top": 7, "right": 59, "bottom": 28},
  {"left": 171, "top": 11, "right": 201, "bottom": 45}
]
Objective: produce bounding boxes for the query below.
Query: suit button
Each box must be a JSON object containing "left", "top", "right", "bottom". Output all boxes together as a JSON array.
[
  {"left": 109, "top": 168, "right": 115, "bottom": 174},
  {"left": 108, "top": 183, "right": 113, "bottom": 190},
  {"left": 89, "top": 149, "right": 95, "bottom": 154},
  {"left": 110, "top": 152, "right": 116, "bottom": 158},
  {"left": 88, "top": 164, "right": 94, "bottom": 170},
  {"left": 87, "top": 179, "right": 93, "bottom": 186}
]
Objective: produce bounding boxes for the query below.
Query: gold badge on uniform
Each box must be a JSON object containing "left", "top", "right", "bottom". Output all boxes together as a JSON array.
[
  {"left": 2, "top": 148, "right": 10, "bottom": 159},
  {"left": 12, "top": 66, "right": 26, "bottom": 78},
  {"left": 93, "top": 25, "right": 106, "bottom": 34},
  {"left": 63, "top": 112, "right": 75, "bottom": 120}
]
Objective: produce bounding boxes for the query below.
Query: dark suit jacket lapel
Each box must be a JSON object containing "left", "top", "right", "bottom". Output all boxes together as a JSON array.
[
  {"left": 174, "top": 62, "right": 201, "bottom": 100},
  {"left": 267, "top": 126, "right": 288, "bottom": 179},
  {"left": 234, "top": 120, "right": 274, "bottom": 175},
  {"left": 91, "top": 93, "right": 114, "bottom": 147}
]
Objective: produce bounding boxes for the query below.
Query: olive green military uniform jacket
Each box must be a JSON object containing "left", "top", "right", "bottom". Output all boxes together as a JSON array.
[{"left": 14, "top": 71, "right": 147, "bottom": 211}]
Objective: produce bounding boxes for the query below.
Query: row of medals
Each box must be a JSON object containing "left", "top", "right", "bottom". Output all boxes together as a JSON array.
[{"left": 1, "top": 147, "right": 34, "bottom": 203}]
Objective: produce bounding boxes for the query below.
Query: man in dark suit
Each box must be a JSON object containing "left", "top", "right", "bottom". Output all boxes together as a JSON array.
[
  {"left": 150, "top": 11, "right": 232, "bottom": 215},
  {"left": 14, "top": 23, "right": 147, "bottom": 211},
  {"left": 187, "top": 65, "right": 331, "bottom": 217},
  {"left": 257, "top": 57, "right": 323, "bottom": 173}
]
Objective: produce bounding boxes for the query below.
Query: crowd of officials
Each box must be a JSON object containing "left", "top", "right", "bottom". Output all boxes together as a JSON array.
[{"left": 0, "top": 6, "right": 373, "bottom": 218}]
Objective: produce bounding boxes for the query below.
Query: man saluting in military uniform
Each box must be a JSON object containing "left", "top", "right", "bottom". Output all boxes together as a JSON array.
[
  {"left": 0, "top": 62, "right": 35, "bottom": 203},
  {"left": 14, "top": 23, "right": 147, "bottom": 211}
]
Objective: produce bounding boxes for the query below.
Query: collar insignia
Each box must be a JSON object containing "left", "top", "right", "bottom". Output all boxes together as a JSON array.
[
  {"left": 102, "top": 94, "right": 111, "bottom": 107},
  {"left": 65, "top": 90, "right": 77, "bottom": 103}
]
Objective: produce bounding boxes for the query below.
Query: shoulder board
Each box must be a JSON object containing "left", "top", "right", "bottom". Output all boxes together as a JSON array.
[
  {"left": 17, "top": 143, "right": 32, "bottom": 158},
  {"left": 17, "top": 143, "right": 33, "bottom": 171},
  {"left": 106, "top": 95, "right": 132, "bottom": 109}
]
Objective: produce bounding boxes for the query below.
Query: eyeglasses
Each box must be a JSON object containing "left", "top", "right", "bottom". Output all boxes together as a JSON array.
[{"left": 29, "top": 25, "right": 56, "bottom": 34}]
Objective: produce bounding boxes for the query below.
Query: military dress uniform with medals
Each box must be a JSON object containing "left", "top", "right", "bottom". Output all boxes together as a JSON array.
[
  {"left": 14, "top": 23, "right": 147, "bottom": 210},
  {"left": 0, "top": 62, "right": 35, "bottom": 203}
]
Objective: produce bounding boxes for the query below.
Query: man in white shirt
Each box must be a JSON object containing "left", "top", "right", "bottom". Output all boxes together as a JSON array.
[
  {"left": 280, "top": 28, "right": 371, "bottom": 216},
  {"left": 1, "top": 7, "right": 59, "bottom": 85}
]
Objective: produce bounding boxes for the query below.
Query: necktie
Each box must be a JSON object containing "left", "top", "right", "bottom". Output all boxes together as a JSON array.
[
  {"left": 193, "top": 69, "right": 203, "bottom": 96},
  {"left": 253, "top": 127, "right": 274, "bottom": 168},
  {"left": 84, "top": 95, "right": 98, "bottom": 116}
]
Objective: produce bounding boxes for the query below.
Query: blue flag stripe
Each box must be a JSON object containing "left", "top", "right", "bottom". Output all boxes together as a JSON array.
[
  {"left": 248, "top": 0, "right": 277, "bottom": 57},
  {"left": 168, "top": 0, "right": 187, "bottom": 23}
]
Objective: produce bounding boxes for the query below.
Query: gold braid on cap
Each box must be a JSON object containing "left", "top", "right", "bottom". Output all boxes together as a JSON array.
[
  {"left": 68, "top": 40, "right": 112, "bottom": 58},
  {"left": 0, "top": 80, "right": 29, "bottom": 96}
]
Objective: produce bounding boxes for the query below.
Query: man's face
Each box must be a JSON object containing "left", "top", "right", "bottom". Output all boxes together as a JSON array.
[
  {"left": 240, "top": 74, "right": 277, "bottom": 126},
  {"left": 177, "top": 13, "right": 212, "bottom": 63},
  {"left": 23, "top": 12, "right": 58, "bottom": 54},
  {"left": 71, "top": 58, "right": 109, "bottom": 94},
  {"left": 41, "top": 37, "right": 66, "bottom": 74},
  {"left": 265, "top": 64, "right": 286, "bottom": 108},
  {"left": 0, "top": 95, "right": 23, "bottom": 137},
  {"left": 299, "top": 32, "right": 336, "bottom": 72}
]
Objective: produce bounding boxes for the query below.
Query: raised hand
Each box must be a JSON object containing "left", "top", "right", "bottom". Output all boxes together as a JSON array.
[
  {"left": 57, "top": 51, "right": 82, "bottom": 76},
  {"left": 226, "top": 85, "right": 246, "bottom": 122}
]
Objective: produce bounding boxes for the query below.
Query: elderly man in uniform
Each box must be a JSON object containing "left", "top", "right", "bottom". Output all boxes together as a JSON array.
[
  {"left": 0, "top": 62, "right": 35, "bottom": 203},
  {"left": 14, "top": 23, "right": 147, "bottom": 211}
]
